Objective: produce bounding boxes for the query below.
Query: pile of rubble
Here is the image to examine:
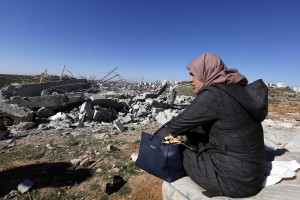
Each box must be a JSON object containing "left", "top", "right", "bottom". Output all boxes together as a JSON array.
[{"left": 0, "top": 78, "right": 194, "bottom": 140}]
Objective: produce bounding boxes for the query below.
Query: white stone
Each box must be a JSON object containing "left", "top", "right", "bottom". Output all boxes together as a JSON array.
[
  {"left": 48, "top": 112, "right": 62, "bottom": 121},
  {"left": 70, "top": 159, "right": 81, "bottom": 166},
  {"left": 17, "top": 179, "right": 34, "bottom": 194}
]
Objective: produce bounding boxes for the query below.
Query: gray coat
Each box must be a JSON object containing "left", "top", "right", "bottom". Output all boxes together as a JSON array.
[{"left": 158, "top": 79, "right": 268, "bottom": 198}]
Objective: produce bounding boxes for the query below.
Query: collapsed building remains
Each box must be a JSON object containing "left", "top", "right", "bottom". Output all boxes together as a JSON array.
[{"left": 0, "top": 77, "right": 194, "bottom": 139}]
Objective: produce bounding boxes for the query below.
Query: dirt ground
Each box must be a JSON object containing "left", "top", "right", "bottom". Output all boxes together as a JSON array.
[
  {"left": 1, "top": 103, "right": 300, "bottom": 200},
  {"left": 0, "top": 121, "right": 164, "bottom": 200}
]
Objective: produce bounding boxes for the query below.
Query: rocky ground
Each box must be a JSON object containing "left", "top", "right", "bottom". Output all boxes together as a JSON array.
[
  {"left": 2, "top": 105, "right": 300, "bottom": 200},
  {"left": 1, "top": 75, "right": 300, "bottom": 200}
]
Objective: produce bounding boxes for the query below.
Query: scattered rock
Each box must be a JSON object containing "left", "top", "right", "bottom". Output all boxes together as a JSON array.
[
  {"left": 80, "top": 157, "right": 90, "bottom": 167},
  {"left": 46, "top": 143, "right": 54, "bottom": 149},
  {"left": 17, "top": 179, "right": 34, "bottom": 194},
  {"left": 13, "top": 122, "right": 36, "bottom": 131},
  {"left": 107, "top": 144, "right": 119, "bottom": 151},
  {"left": 96, "top": 168, "right": 103, "bottom": 173},
  {"left": 70, "top": 159, "right": 81, "bottom": 166},
  {"left": 3, "top": 190, "right": 19, "bottom": 199}
]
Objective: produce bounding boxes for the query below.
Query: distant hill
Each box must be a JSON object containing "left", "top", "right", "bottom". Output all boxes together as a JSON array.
[{"left": 0, "top": 74, "right": 73, "bottom": 88}]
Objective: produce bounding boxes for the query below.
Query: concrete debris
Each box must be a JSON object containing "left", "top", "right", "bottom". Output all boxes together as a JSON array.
[
  {"left": 37, "top": 107, "right": 56, "bottom": 118},
  {"left": 0, "top": 78, "right": 194, "bottom": 135},
  {"left": 11, "top": 122, "right": 36, "bottom": 131},
  {"left": 3, "top": 190, "right": 19, "bottom": 199},
  {"left": 0, "top": 79, "right": 88, "bottom": 100},
  {"left": 167, "top": 86, "right": 177, "bottom": 105},
  {"left": 120, "top": 113, "right": 132, "bottom": 124},
  {"left": 3, "top": 93, "right": 84, "bottom": 110},
  {"left": 174, "top": 95, "right": 195, "bottom": 104},
  {"left": 17, "top": 179, "right": 34, "bottom": 194},
  {"left": 134, "top": 82, "right": 168, "bottom": 102},
  {"left": 49, "top": 112, "right": 63, "bottom": 121},
  {"left": 114, "top": 120, "right": 125, "bottom": 132},
  {"left": 156, "top": 109, "right": 181, "bottom": 125},
  {"left": 0, "top": 102, "right": 34, "bottom": 122},
  {"left": 80, "top": 101, "right": 92, "bottom": 114}
]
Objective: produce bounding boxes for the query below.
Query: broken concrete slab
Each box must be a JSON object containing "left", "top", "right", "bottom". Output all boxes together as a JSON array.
[
  {"left": 40, "top": 81, "right": 88, "bottom": 95},
  {"left": 80, "top": 101, "right": 92, "bottom": 114},
  {"left": 166, "top": 86, "right": 177, "bottom": 105},
  {"left": 86, "top": 109, "right": 95, "bottom": 120},
  {"left": 3, "top": 93, "right": 84, "bottom": 110},
  {"left": 36, "top": 107, "right": 56, "bottom": 118},
  {"left": 49, "top": 112, "right": 63, "bottom": 121},
  {"left": 103, "top": 109, "right": 113, "bottom": 122},
  {"left": 151, "top": 100, "right": 168, "bottom": 109},
  {"left": 120, "top": 113, "right": 132, "bottom": 124},
  {"left": 156, "top": 82, "right": 168, "bottom": 95},
  {"left": 78, "top": 113, "right": 86, "bottom": 126},
  {"left": 0, "top": 83, "right": 20, "bottom": 100},
  {"left": 155, "top": 109, "right": 180, "bottom": 124},
  {"left": 0, "top": 79, "right": 88, "bottom": 99},
  {"left": 93, "top": 110, "right": 101, "bottom": 121},
  {"left": 114, "top": 120, "right": 125, "bottom": 132},
  {"left": 0, "top": 102, "right": 34, "bottom": 122},
  {"left": 12, "top": 122, "right": 36, "bottom": 131},
  {"left": 90, "top": 94, "right": 106, "bottom": 102},
  {"left": 134, "top": 93, "right": 159, "bottom": 101},
  {"left": 93, "top": 107, "right": 111, "bottom": 122},
  {"left": 134, "top": 82, "right": 168, "bottom": 102},
  {"left": 90, "top": 95, "right": 126, "bottom": 110}
]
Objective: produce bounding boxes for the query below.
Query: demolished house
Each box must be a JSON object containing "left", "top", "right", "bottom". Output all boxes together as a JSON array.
[{"left": 0, "top": 76, "right": 194, "bottom": 140}]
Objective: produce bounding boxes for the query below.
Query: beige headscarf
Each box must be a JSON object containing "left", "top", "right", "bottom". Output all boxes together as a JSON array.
[{"left": 187, "top": 52, "right": 247, "bottom": 87}]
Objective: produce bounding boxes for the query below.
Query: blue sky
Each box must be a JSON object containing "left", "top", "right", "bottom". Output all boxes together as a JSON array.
[{"left": 0, "top": 0, "right": 299, "bottom": 86}]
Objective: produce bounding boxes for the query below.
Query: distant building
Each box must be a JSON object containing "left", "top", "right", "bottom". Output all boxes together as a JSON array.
[
  {"left": 293, "top": 87, "right": 300, "bottom": 93},
  {"left": 264, "top": 82, "right": 276, "bottom": 87},
  {"left": 276, "top": 82, "right": 286, "bottom": 88}
]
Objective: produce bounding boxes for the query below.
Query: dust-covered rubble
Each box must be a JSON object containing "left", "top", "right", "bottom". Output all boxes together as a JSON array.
[
  {"left": 263, "top": 112, "right": 300, "bottom": 150},
  {"left": 0, "top": 78, "right": 194, "bottom": 140}
]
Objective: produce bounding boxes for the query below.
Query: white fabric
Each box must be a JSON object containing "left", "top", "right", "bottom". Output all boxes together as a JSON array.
[{"left": 262, "top": 160, "right": 300, "bottom": 187}]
